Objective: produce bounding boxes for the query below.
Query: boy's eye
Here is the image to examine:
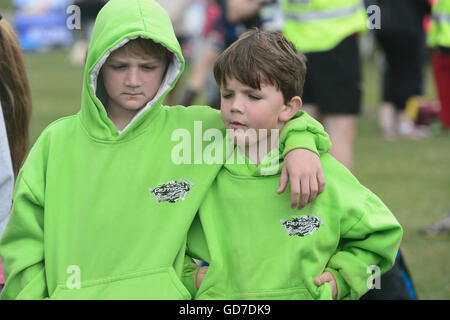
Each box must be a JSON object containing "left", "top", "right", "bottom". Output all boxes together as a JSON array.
[
  {"left": 248, "top": 95, "right": 261, "bottom": 100},
  {"left": 142, "top": 65, "right": 157, "bottom": 71},
  {"left": 221, "top": 93, "right": 233, "bottom": 99},
  {"left": 111, "top": 65, "right": 126, "bottom": 70}
]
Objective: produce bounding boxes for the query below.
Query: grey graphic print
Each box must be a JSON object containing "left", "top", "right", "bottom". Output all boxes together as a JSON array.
[
  {"left": 281, "top": 214, "right": 323, "bottom": 237},
  {"left": 149, "top": 179, "right": 194, "bottom": 203}
]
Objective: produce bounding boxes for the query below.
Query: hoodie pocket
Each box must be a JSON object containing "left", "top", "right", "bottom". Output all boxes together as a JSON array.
[{"left": 49, "top": 266, "right": 191, "bottom": 300}]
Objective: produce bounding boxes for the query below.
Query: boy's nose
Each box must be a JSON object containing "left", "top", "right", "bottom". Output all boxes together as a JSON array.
[
  {"left": 230, "top": 97, "right": 245, "bottom": 113},
  {"left": 125, "top": 69, "right": 141, "bottom": 87}
]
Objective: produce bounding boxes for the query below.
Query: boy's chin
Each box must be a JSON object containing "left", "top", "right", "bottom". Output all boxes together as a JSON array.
[{"left": 122, "top": 101, "right": 149, "bottom": 111}]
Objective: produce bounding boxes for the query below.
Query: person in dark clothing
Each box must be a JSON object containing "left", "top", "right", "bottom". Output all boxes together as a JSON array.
[{"left": 370, "top": 0, "right": 431, "bottom": 139}]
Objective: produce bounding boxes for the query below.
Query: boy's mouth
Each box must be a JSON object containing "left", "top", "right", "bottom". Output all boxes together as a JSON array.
[
  {"left": 123, "top": 92, "right": 142, "bottom": 96},
  {"left": 229, "top": 121, "right": 247, "bottom": 130}
]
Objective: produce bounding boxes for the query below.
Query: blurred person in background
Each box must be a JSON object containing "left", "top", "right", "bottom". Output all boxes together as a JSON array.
[
  {"left": 69, "top": 0, "right": 108, "bottom": 66},
  {"left": 280, "top": 0, "right": 367, "bottom": 172},
  {"left": 179, "top": 0, "right": 273, "bottom": 109},
  {"left": 156, "top": 0, "right": 194, "bottom": 105},
  {"left": 370, "top": 0, "right": 431, "bottom": 140},
  {"left": 428, "top": 0, "right": 450, "bottom": 131},
  {"left": 0, "top": 15, "right": 32, "bottom": 294},
  {"left": 420, "top": 0, "right": 450, "bottom": 237},
  {"left": 179, "top": 0, "right": 224, "bottom": 109}
]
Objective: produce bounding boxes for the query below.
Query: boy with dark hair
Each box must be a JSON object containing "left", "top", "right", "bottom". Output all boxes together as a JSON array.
[
  {"left": 0, "top": 1, "right": 330, "bottom": 299},
  {"left": 187, "top": 29, "right": 403, "bottom": 300}
]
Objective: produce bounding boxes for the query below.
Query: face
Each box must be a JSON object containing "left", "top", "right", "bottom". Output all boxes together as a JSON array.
[
  {"left": 220, "top": 77, "right": 287, "bottom": 147},
  {"left": 101, "top": 47, "right": 167, "bottom": 119}
]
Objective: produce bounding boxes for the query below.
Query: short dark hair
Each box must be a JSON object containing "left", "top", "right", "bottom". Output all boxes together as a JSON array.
[{"left": 213, "top": 29, "right": 307, "bottom": 103}]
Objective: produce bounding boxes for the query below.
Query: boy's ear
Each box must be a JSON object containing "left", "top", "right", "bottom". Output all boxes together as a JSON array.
[{"left": 279, "top": 96, "right": 302, "bottom": 123}]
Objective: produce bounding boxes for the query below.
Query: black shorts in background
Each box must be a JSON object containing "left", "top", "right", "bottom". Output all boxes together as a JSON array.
[{"left": 302, "top": 35, "right": 362, "bottom": 115}]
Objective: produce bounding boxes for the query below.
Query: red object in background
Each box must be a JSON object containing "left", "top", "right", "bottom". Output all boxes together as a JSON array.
[
  {"left": 416, "top": 100, "right": 441, "bottom": 126},
  {"left": 202, "top": 3, "right": 222, "bottom": 37},
  {"left": 432, "top": 50, "right": 450, "bottom": 129}
]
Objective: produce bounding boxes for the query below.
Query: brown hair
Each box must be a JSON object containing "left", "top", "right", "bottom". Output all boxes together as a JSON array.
[
  {"left": 119, "top": 37, "right": 172, "bottom": 64},
  {"left": 0, "top": 18, "right": 32, "bottom": 178},
  {"left": 213, "top": 29, "right": 307, "bottom": 103}
]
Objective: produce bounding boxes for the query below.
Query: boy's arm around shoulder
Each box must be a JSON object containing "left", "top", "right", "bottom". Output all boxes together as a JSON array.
[
  {"left": 322, "top": 158, "right": 403, "bottom": 300},
  {"left": 280, "top": 110, "right": 332, "bottom": 157},
  {"left": 0, "top": 132, "right": 49, "bottom": 299},
  {"left": 278, "top": 111, "right": 332, "bottom": 208}
]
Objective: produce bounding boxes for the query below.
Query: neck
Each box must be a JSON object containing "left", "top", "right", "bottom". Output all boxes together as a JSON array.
[
  {"left": 238, "top": 129, "right": 280, "bottom": 166},
  {"left": 105, "top": 102, "right": 139, "bottom": 132}
]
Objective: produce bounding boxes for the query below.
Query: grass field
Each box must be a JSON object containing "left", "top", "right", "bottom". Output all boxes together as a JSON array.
[{"left": 20, "top": 47, "right": 450, "bottom": 300}]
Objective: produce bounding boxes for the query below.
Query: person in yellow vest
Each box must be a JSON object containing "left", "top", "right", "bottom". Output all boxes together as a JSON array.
[
  {"left": 428, "top": 0, "right": 450, "bottom": 130},
  {"left": 420, "top": 0, "right": 450, "bottom": 238},
  {"left": 280, "top": 0, "right": 367, "bottom": 172}
]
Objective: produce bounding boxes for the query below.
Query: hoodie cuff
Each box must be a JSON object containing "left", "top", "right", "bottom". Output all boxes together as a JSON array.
[
  {"left": 281, "top": 131, "right": 319, "bottom": 158},
  {"left": 325, "top": 267, "right": 351, "bottom": 300}
]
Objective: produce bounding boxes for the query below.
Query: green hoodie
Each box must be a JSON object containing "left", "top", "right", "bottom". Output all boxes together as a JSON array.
[
  {"left": 0, "top": 0, "right": 329, "bottom": 300},
  {"left": 187, "top": 144, "right": 403, "bottom": 300}
]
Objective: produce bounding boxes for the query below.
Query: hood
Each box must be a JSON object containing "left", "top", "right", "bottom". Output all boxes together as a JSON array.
[{"left": 79, "top": 0, "right": 184, "bottom": 141}]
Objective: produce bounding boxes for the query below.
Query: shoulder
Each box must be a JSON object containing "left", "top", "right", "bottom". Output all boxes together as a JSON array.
[
  {"left": 163, "top": 105, "right": 224, "bottom": 130},
  {"left": 39, "top": 114, "right": 80, "bottom": 138},
  {"left": 318, "top": 153, "right": 372, "bottom": 205},
  {"left": 320, "top": 153, "right": 361, "bottom": 186},
  {"left": 25, "top": 114, "right": 80, "bottom": 160}
]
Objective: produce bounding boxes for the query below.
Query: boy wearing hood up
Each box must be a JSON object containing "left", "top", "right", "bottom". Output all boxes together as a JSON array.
[{"left": 0, "top": 0, "right": 330, "bottom": 299}]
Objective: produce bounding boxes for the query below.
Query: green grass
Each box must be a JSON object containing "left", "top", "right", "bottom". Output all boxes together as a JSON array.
[
  {"left": 0, "top": 0, "right": 12, "bottom": 10},
  {"left": 22, "top": 48, "right": 450, "bottom": 299},
  {"left": 25, "top": 51, "right": 83, "bottom": 143}
]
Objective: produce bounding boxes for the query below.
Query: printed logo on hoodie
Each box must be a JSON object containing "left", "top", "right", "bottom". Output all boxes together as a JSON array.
[
  {"left": 149, "top": 179, "right": 194, "bottom": 203},
  {"left": 281, "top": 214, "right": 323, "bottom": 237}
]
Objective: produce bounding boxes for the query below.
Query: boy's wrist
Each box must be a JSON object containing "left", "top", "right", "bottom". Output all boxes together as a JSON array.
[
  {"left": 324, "top": 267, "right": 351, "bottom": 300},
  {"left": 182, "top": 257, "right": 201, "bottom": 298}
]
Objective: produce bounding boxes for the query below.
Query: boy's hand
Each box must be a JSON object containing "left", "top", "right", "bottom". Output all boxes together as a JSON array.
[
  {"left": 278, "top": 148, "right": 326, "bottom": 209},
  {"left": 195, "top": 266, "right": 209, "bottom": 289},
  {"left": 314, "top": 271, "right": 337, "bottom": 300}
]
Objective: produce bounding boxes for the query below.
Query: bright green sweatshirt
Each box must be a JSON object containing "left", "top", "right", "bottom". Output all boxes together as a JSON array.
[
  {"left": 187, "top": 146, "right": 403, "bottom": 300},
  {"left": 0, "top": 0, "right": 329, "bottom": 300}
]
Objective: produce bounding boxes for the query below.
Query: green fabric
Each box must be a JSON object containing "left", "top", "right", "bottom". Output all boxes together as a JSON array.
[
  {"left": 0, "top": 0, "right": 331, "bottom": 300},
  {"left": 280, "top": 0, "right": 367, "bottom": 52},
  {"left": 187, "top": 149, "right": 403, "bottom": 300},
  {"left": 428, "top": 0, "right": 450, "bottom": 48},
  {"left": 280, "top": 110, "right": 332, "bottom": 158}
]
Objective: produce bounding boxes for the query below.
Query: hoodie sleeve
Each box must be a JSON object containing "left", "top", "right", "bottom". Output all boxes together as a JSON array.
[
  {"left": 279, "top": 110, "right": 332, "bottom": 157},
  {"left": 0, "top": 137, "right": 48, "bottom": 299},
  {"left": 0, "top": 105, "right": 14, "bottom": 239},
  {"left": 321, "top": 158, "right": 403, "bottom": 300}
]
